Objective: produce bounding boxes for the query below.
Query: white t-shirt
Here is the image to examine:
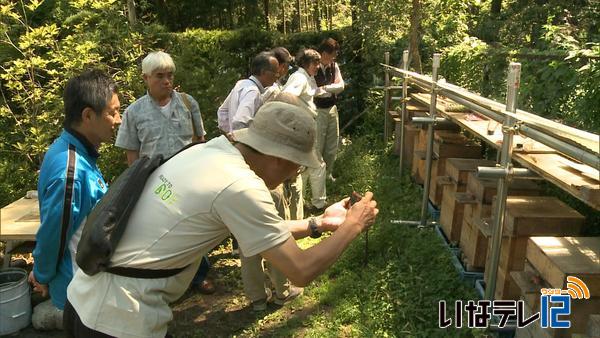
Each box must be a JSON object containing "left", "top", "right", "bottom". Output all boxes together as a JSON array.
[
  {"left": 159, "top": 99, "right": 172, "bottom": 118},
  {"left": 67, "top": 136, "right": 290, "bottom": 338}
]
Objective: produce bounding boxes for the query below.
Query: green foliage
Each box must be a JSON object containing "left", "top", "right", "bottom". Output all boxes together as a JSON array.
[
  {"left": 0, "top": 0, "right": 158, "bottom": 206},
  {"left": 440, "top": 37, "right": 600, "bottom": 132}
]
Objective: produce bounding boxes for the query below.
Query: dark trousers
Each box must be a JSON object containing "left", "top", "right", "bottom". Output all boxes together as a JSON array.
[
  {"left": 64, "top": 300, "right": 173, "bottom": 338},
  {"left": 191, "top": 255, "right": 210, "bottom": 285},
  {"left": 64, "top": 300, "right": 115, "bottom": 338}
]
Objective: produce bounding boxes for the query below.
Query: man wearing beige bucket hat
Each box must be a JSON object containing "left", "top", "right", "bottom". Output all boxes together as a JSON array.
[{"left": 64, "top": 101, "right": 379, "bottom": 338}]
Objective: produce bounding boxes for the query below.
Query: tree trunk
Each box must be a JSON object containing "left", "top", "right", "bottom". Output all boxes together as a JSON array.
[
  {"left": 264, "top": 0, "right": 270, "bottom": 30},
  {"left": 349, "top": 0, "right": 365, "bottom": 114},
  {"left": 304, "top": 0, "right": 309, "bottom": 31},
  {"left": 245, "top": 0, "right": 260, "bottom": 26},
  {"left": 408, "top": 0, "right": 423, "bottom": 73},
  {"left": 491, "top": 0, "right": 502, "bottom": 15},
  {"left": 296, "top": 0, "right": 301, "bottom": 32},
  {"left": 327, "top": 1, "right": 332, "bottom": 30},
  {"left": 314, "top": 0, "right": 320, "bottom": 31},
  {"left": 127, "top": 0, "right": 137, "bottom": 26},
  {"left": 282, "top": 0, "right": 287, "bottom": 34}
]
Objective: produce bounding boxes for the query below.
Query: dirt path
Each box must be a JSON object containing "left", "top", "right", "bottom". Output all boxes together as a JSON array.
[{"left": 168, "top": 242, "right": 322, "bottom": 337}]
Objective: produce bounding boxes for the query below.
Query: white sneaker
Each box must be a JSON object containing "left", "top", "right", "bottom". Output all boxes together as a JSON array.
[
  {"left": 251, "top": 288, "right": 272, "bottom": 311},
  {"left": 273, "top": 286, "right": 303, "bottom": 306}
]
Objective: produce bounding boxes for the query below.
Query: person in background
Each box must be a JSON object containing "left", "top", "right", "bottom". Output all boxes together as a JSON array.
[
  {"left": 29, "top": 69, "right": 121, "bottom": 330},
  {"left": 282, "top": 49, "right": 328, "bottom": 213},
  {"left": 63, "top": 101, "right": 379, "bottom": 338},
  {"left": 219, "top": 50, "right": 302, "bottom": 311},
  {"left": 262, "top": 47, "right": 304, "bottom": 220},
  {"left": 217, "top": 51, "right": 279, "bottom": 136},
  {"left": 282, "top": 48, "right": 320, "bottom": 113},
  {"left": 261, "top": 47, "right": 293, "bottom": 103},
  {"left": 314, "top": 38, "right": 345, "bottom": 182},
  {"left": 114, "top": 51, "right": 214, "bottom": 294}
]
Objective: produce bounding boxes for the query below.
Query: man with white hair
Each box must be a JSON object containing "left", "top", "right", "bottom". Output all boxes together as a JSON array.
[
  {"left": 115, "top": 51, "right": 214, "bottom": 294},
  {"left": 116, "top": 51, "right": 206, "bottom": 163},
  {"left": 64, "top": 101, "right": 379, "bottom": 337}
]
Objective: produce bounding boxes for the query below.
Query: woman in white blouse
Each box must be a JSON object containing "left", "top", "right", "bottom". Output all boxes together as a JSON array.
[
  {"left": 282, "top": 48, "right": 330, "bottom": 212},
  {"left": 282, "top": 49, "right": 321, "bottom": 114}
]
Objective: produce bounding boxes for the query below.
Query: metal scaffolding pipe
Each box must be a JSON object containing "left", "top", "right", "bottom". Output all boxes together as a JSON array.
[
  {"left": 382, "top": 64, "right": 599, "bottom": 155},
  {"left": 477, "top": 167, "right": 540, "bottom": 180},
  {"left": 399, "top": 50, "right": 410, "bottom": 176},
  {"left": 519, "top": 125, "right": 600, "bottom": 170},
  {"left": 438, "top": 91, "right": 600, "bottom": 171},
  {"left": 485, "top": 62, "right": 522, "bottom": 302},
  {"left": 420, "top": 54, "right": 441, "bottom": 227}
]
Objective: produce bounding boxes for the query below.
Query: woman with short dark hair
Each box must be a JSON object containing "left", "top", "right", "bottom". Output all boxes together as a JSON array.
[{"left": 282, "top": 48, "right": 320, "bottom": 112}]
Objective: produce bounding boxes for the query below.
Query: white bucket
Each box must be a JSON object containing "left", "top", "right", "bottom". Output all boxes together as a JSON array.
[{"left": 0, "top": 268, "right": 31, "bottom": 335}]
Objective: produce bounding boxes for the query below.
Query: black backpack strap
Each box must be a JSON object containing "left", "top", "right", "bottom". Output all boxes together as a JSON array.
[
  {"left": 57, "top": 144, "right": 77, "bottom": 269},
  {"left": 106, "top": 265, "right": 188, "bottom": 279}
]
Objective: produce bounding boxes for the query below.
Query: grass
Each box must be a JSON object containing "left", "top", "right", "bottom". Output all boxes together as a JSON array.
[{"left": 169, "top": 127, "right": 486, "bottom": 337}]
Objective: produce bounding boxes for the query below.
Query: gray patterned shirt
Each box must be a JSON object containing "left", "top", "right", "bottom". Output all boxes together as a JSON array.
[{"left": 115, "top": 91, "right": 206, "bottom": 158}]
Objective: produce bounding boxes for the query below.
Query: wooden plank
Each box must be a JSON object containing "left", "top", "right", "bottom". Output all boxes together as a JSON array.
[
  {"left": 410, "top": 92, "right": 600, "bottom": 210},
  {"left": 512, "top": 152, "right": 600, "bottom": 210},
  {"left": 503, "top": 196, "right": 585, "bottom": 236},
  {"left": 1, "top": 197, "right": 40, "bottom": 241},
  {"left": 526, "top": 237, "right": 600, "bottom": 295}
]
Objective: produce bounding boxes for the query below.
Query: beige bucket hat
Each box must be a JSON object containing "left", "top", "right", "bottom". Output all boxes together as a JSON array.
[{"left": 233, "top": 101, "right": 320, "bottom": 168}]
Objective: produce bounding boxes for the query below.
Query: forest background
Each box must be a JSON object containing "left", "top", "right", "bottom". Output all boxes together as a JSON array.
[
  {"left": 1, "top": 0, "right": 598, "bottom": 207},
  {"left": 1, "top": 1, "right": 599, "bottom": 336}
]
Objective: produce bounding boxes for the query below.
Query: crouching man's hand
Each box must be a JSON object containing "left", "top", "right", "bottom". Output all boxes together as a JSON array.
[
  {"left": 318, "top": 198, "right": 349, "bottom": 232},
  {"left": 261, "top": 191, "right": 379, "bottom": 287},
  {"left": 344, "top": 191, "right": 378, "bottom": 233},
  {"left": 28, "top": 270, "right": 49, "bottom": 297}
]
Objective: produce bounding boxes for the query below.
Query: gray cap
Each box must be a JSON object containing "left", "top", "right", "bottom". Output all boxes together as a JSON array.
[{"left": 233, "top": 102, "right": 320, "bottom": 168}]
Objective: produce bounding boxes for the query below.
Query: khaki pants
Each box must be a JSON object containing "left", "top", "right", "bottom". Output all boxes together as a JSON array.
[
  {"left": 303, "top": 106, "right": 339, "bottom": 209},
  {"left": 240, "top": 185, "right": 290, "bottom": 301},
  {"left": 316, "top": 105, "right": 340, "bottom": 176},
  {"left": 284, "top": 174, "right": 303, "bottom": 220}
]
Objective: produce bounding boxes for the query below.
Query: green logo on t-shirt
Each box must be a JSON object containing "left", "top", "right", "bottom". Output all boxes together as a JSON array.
[{"left": 154, "top": 174, "right": 178, "bottom": 204}]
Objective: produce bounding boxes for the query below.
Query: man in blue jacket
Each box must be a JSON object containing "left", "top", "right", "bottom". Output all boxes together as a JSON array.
[{"left": 28, "top": 69, "right": 121, "bottom": 329}]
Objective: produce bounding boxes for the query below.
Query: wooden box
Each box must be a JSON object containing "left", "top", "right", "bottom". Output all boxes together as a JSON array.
[
  {"left": 410, "top": 126, "right": 463, "bottom": 185},
  {"left": 411, "top": 129, "right": 428, "bottom": 184},
  {"left": 459, "top": 218, "right": 488, "bottom": 270},
  {"left": 526, "top": 237, "right": 600, "bottom": 296},
  {"left": 439, "top": 159, "right": 495, "bottom": 243},
  {"left": 516, "top": 276, "right": 600, "bottom": 337},
  {"left": 481, "top": 197, "right": 583, "bottom": 300},
  {"left": 393, "top": 107, "right": 428, "bottom": 156},
  {"left": 503, "top": 196, "right": 585, "bottom": 237},
  {"left": 397, "top": 122, "right": 421, "bottom": 166},
  {"left": 462, "top": 200, "right": 493, "bottom": 225},
  {"left": 465, "top": 173, "right": 541, "bottom": 205},
  {"left": 422, "top": 131, "right": 483, "bottom": 206}
]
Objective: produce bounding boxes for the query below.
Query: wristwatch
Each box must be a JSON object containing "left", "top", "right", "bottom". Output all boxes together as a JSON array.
[{"left": 308, "top": 217, "right": 322, "bottom": 239}]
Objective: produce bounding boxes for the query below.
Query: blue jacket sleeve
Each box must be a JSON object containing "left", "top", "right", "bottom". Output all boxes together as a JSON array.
[{"left": 33, "top": 178, "right": 82, "bottom": 284}]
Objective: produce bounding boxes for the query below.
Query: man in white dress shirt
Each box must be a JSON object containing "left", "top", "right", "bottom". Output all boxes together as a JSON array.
[{"left": 217, "top": 51, "right": 279, "bottom": 136}]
